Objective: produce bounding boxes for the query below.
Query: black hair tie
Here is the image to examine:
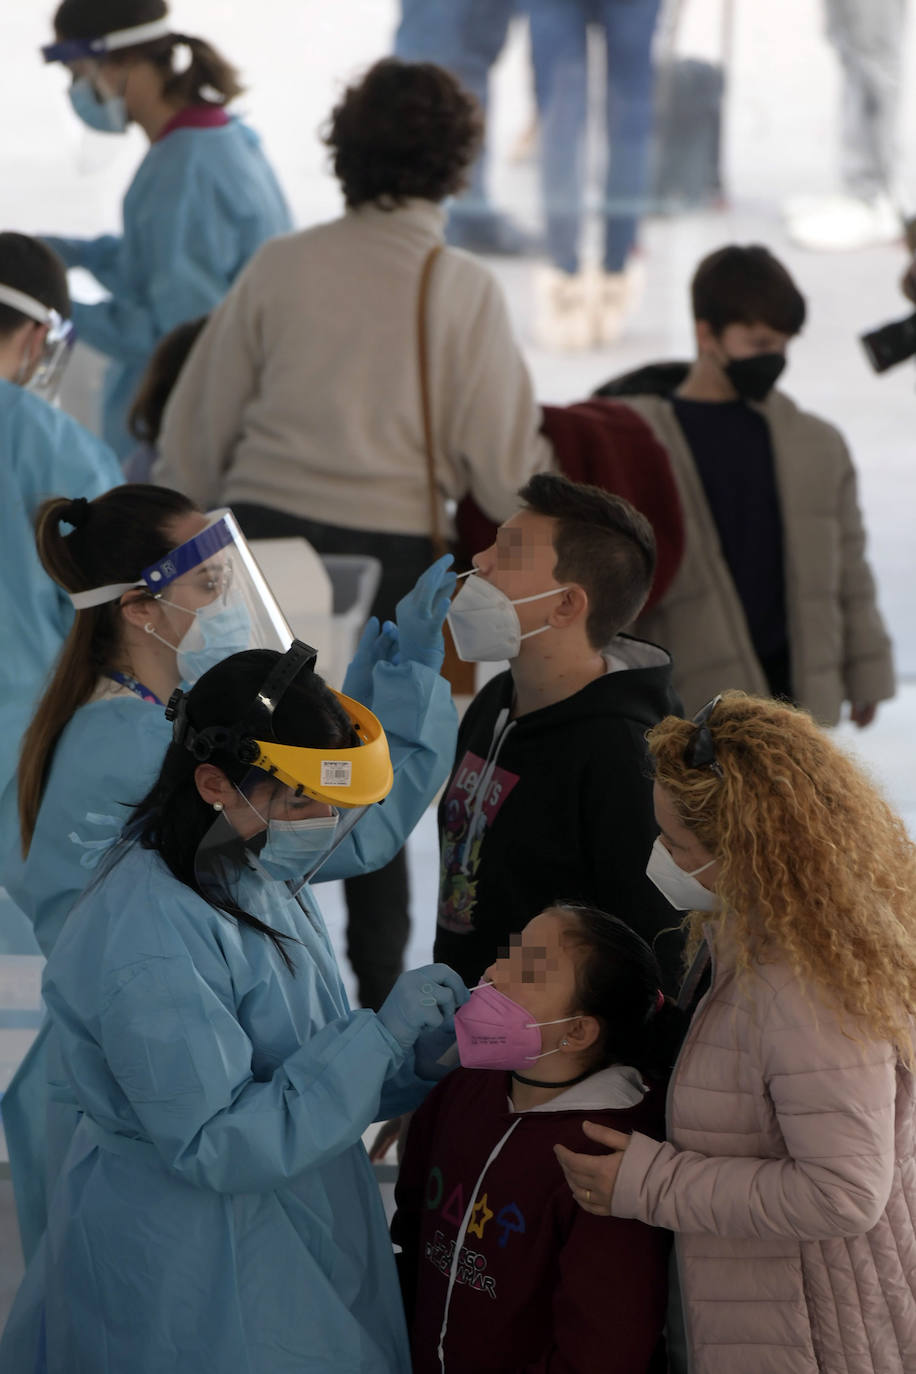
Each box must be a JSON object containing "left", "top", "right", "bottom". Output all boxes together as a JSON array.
[{"left": 62, "top": 497, "right": 90, "bottom": 531}]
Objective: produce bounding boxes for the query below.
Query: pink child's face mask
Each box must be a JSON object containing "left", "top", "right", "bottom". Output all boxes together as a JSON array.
[{"left": 454, "top": 982, "right": 577, "bottom": 1072}]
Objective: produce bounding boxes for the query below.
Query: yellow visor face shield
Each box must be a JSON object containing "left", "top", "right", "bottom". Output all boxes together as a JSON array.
[{"left": 250, "top": 690, "right": 393, "bottom": 808}]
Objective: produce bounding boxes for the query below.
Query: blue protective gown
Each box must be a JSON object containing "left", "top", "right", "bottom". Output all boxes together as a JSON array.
[
  {"left": 1, "top": 835, "right": 433, "bottom": 1373},
  {"left": 0, "top": 659, "right": 456, "bottom": 1264},
  {"left": 0, "top": 379, "right": 121, "bottom": 887},
  {"left": 44, "top": 117, "right": 291, "bottom": 456}
]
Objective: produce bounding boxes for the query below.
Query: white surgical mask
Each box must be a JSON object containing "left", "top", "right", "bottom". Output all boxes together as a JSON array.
[
  {"left": 646, "top": 836, "right": 718, "bottom": 911},
  {"left": 446, "top": 571, "right": 568, "bottom": 662}
]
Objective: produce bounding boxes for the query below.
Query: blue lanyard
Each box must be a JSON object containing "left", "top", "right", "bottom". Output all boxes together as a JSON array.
[{"left": 107, "top": 671, "right": 163, "bottom": 706}]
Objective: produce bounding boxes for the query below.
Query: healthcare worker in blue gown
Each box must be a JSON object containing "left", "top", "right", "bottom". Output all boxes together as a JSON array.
[
  {"left": 0, "top": 482, "right": 458, "bottom": 1273},
  {"left": 2, "top": 643, "right": 467, "bottom": 1374},
  {"left": 0, "top": 232, "right": 121, "bottom": 951},
  {"left": 40, "top": 0, "right": 292, "bottom": 457}
]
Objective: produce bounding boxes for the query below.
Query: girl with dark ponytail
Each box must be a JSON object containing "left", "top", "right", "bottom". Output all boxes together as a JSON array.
[
  {"left": 392, "top": 902, "right": 682, "bottom": 1373},
  {"left": 39, "top": 0, "right": 291, "bottom": 457}
]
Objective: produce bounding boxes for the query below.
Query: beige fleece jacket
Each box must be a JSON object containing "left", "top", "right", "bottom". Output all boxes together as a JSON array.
[
  {"left": 619, "top": 391, "right": 895, "bottom": 725},
  {"left": 154, "top": 200, "right": 553, "bottom": 536}
]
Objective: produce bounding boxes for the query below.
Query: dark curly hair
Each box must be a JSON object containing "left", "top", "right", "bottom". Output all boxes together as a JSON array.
[{"left": 324, "top": 58, "right": 483, "bottom": 210}]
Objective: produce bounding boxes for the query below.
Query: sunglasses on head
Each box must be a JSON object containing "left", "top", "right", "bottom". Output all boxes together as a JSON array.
[{"left": 684, "top": 694, "right": 723, "bottom": 778}]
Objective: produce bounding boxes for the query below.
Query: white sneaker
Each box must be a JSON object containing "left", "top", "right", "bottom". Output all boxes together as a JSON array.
[
  {"left": 787, "top": 192, "right": 901, "bottom": 251},
  {"left": 532, "top": 266, "right": 593, "bottom": 351},
  {"left": 591, "top": 259, "right": 646, "bottom": 347}
]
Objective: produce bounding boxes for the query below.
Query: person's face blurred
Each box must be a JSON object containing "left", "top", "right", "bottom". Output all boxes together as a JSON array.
[
  {"left": 472, "top": 510, "right": 570, "bottom": 639},
  {"left": 483, "top": 909, "right": 580, "bottom": 1031}
]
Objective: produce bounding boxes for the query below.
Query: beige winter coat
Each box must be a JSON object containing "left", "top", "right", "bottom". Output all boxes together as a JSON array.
[
  {"left": 613, "top": 940, "right": 916, "bottom": 1374},
  {"left": 619, "top": 392, "right": 894, "bottom": 723}
]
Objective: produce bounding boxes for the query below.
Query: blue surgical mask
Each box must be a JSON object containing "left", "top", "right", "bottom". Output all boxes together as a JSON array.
[
  {"left": 174, "top": 600, "right": 253, "bottom": 684},
  {"left": 259, "top": 814, "right": 340, "bottom": 882},
  {"left": 68, "top": 75, "right": 128, "bottom": 134}
]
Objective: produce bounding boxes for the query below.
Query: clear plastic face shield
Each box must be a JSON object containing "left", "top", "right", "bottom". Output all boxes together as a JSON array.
[
  {"left": 165, "top": 641, "right": 394, "bottom": 899},
  {"left": 42, "top": 19, "right": 174, "bottom": 136},
  {"left": 0, "top": 284, "right": 75, "bottom": 403},
  {"left": 69, "top": 509, "right": 293, "bottom": 683}
]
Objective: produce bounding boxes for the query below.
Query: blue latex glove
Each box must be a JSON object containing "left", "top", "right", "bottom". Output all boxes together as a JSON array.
[
  {"left": 341, "top": 616, "right": 400, "bottom": 705},
  {"left": 414, "top": 1020, "right": 460, "bottom": 1082},
  {"left": 377, "top": 964, "right": 469, "bottom": 1051},
  {"left": 394, "top": 554, "right": 457, "bottom": 673}
]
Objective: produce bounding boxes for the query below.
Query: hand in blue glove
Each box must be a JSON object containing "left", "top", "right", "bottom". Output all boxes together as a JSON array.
[
  {"left": 377, "top": 963, "right": 469, "bottom": 1051},
  {"left": 413, "top": 1021, "right": 460, "bottom": 1082},
  {"left": 341, "top": 616, "right": 400, "bottom": 705},
  {"left": 394, "top": 554, "right": 457, "bottom": 673}
]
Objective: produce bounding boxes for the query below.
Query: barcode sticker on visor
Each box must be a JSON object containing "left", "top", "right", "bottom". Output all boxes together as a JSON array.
[{"left": 320, "top": 761, "right": 352, "bottom": 787}]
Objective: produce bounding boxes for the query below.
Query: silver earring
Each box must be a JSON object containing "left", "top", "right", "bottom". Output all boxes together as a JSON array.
[
  {"left": 212, "top": 801, "right": 224, "bottom": 813},
  {"left": 144, "top": 622, "right": 156, "bottom": 635},
  {"left": 560, "top": 1038, "right": 569, "bottom": 1047}
]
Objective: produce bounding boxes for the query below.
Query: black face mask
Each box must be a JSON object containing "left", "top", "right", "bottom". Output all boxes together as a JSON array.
[{"left": 723, "top": 352, "right": 786, "bottom": 403}]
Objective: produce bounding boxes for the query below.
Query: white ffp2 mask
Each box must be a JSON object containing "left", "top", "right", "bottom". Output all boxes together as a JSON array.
[
  {"left": 446, "top": 572, "right": 568, "bottom": 662},
  {"left": 646, "top": 836, "right": 718, "bottom": 911}
]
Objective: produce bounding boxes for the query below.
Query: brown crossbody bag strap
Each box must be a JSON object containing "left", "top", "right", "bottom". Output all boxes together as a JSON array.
[{"left": 417, "top": 243, "right": 447, "bottom": 558}]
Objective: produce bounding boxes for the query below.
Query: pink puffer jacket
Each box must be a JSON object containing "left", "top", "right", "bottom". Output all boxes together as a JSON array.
[{"left": 612, "top": 941, "right": 916, "bottom": 1373}]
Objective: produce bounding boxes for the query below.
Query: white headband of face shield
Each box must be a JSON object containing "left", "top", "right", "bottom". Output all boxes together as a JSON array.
[
  {"left": 70, "top": 580, "right": 146, "bottom": 610},
  {"left": 0, "top": 284, "right": 59, "bottom": 329},
  {"left": 88, "top": 19, "right": 173, "bottom": 53}
]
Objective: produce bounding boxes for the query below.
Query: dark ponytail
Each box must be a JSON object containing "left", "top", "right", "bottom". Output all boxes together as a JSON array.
[
  {"left": 132, "top": 651, "right": 355, "bottom": 971},
  {"left": 557, "top": 903, "right": 688, "bottom": 1084},
  {"left": 53, "top": 1, "right": 243, "bottom": 105},
  {"left": 18, "top": 485, "right": 197, "bottom": 854}
]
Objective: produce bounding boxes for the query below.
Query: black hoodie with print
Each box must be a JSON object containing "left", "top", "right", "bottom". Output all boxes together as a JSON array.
[{"left": 434, "top": 636, "right": 684, "bottom": 993}]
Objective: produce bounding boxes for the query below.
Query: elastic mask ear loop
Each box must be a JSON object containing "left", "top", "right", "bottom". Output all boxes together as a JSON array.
[
  {"left": 14, "top": 327, "right": 39, "bottom": 386},
  {"left": 524, "top": 1013, "right": 579, "bottom": 1061},
  {"left": 234, "top": 785, "right": 268, "bottom": 830},
  {"left": 514, "top": 586, "right": 569, "bottom": 645},
  {"left": 143, "top": 622, "right": 179, "bottom": 653},
  {"left": 142, "top": 595, "right": 197, "bottom": 652}
]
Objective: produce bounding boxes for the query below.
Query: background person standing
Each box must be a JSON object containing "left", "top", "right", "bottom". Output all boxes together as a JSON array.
[
  {"left": 40, "top": 0, "right": 291, "bottom": 456},
  {"left": 786, "top": 0, "right": 908, "bottom": 250}
]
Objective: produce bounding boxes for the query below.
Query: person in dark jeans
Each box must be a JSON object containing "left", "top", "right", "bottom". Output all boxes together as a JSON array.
[
  {"left": 523, "top": 0, "right": 662, "bottom": 349},
  {"left": 394, "top": 0, "right": 531, "bottom": 255},
  {"left": 234, "top": 504, "right": 436, "bottom": 1011}
]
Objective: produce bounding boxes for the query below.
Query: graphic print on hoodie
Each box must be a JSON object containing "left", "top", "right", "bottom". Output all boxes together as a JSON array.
[
  {"left": 435, "top": 636, "right": 684, "bottom": 991},
  {"left": 392, "top": 1063, "right": 669, "bottom": 1374}
]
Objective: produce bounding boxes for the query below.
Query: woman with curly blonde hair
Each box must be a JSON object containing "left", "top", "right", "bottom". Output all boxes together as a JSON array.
[{"left": 555, "top": 691, "right": 916, "bottom": 1374}]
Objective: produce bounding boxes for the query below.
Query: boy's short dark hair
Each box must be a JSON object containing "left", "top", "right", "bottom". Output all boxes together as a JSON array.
[
  {"left": 324, "top": 58, "right": 483, "bottom": 210},
  {"left": 0, "top": 233, "right": 70, "bottom": 337},
  {"left": 691, "top": 244, "right": 806, "bottom": 337},
  {"left": 518, "top": 473, "right": 656, "bottom": 647}
]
